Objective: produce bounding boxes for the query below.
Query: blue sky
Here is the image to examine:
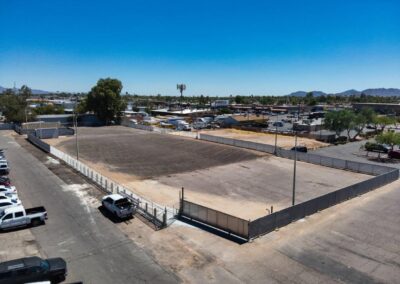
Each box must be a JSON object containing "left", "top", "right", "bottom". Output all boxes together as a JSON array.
[{"left": 1, "top": 0, "right": 399, "bottom": 95}]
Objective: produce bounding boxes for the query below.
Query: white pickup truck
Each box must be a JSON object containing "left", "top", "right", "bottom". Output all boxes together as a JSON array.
[
  {"left": 0, "top": 205, "right": 47, "bottom": 230},
  {"left": 101, "top": 194, "right": 135, "bottom": 219}
]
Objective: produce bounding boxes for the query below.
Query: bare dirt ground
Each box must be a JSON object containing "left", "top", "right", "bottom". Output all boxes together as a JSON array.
[
  {"left": 200, "top": 128, "right": 329, "bottom": 150},
  {"left": 48, "top": 126, "right": 263, "bottom": 179},
  {"left": 48, "top": 126, "right": 369, "bottom": 220}
]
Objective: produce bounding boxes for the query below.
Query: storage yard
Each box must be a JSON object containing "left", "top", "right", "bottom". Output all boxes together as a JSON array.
[{"left": 48, "top": 126, "right": 370, "bottom": 219}]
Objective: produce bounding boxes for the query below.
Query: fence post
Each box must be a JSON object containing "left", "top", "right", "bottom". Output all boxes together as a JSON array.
[
  {"left": 145, "top": 202, "right": 148, "bottom": 212},
  {"left": 153, "top": 208, "right": 157, "bottom": 223},
  {"left": 163, "top": 208, "right": 167, "bottom": 227},
  {"left": 111, "top": 183, "right": 114, "bottom": 193},
  {"left": 180, "top": 187, "right": 184, "bottom": 214}
]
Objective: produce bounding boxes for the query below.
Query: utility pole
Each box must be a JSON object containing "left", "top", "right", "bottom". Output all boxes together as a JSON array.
[
  {"left": 292, "top": 103, "right": 301, "bottom": 207},
  {"left": 74, "top": 95, "right": 79, "bottom": 160},
  {"left": 292, "top": 131, "right": 298, "bottom": 206},
  {"left": 274, "top": 113, "right": 278, "bottom": 155},
  {"left": 176, "top": 84, "right": 186, "bottom": 113}
]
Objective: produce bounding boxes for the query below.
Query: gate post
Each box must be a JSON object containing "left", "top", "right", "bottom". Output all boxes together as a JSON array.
[
  {"left": 179, "top": 187, "right": 184, "bottom": 215},
  {"left": 163, "top": 207, "right": 167, "bottom": 227}
]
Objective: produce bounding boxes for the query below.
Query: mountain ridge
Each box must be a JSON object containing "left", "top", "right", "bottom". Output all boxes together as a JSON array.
[
  {"left": 288, "top": 88, "right": 400, "bottom": 97},
  {"left": 1, "top": 86, "right": 399, "bottom": 97}
]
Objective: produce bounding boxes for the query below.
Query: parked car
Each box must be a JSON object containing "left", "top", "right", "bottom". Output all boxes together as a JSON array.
[
  {"left": 102, "top": 194, "right": 135, "bottom": 219},
  {"left": 272, "top": 121, "right": 284, "bottom": 127},
  {"left": 364, "top": 142, "right": 390, "bottom": 153},
  {"left": 0, "top": 200, "right": 20, "bottom": 212},
  {"left": 0, "top": 177, "right": 10, "bottom": 186},
  {"left": 0, "top": 185, "right": 16, "bottom": 195},
  {"left": 0, "top": 192, "right": 19, "bottom": 204},
  {"left": 0, "top": 256, "right": 67, "bottom": 284},
  {"left": 0, "top": 162, "right": 9, "bottom": 175},
  {"left": 0, "top": 205, "right": 47, "bottom": 230},
  {"left": 291, "top": 146, "right": 308, "bottom": 153},
  {"left": 388, "top": 150, "right": 400, "bottom": 159}
]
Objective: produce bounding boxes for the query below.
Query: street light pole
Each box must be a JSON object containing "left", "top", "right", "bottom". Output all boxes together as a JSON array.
[
  {"left": 74, "top": 95, "right": 79, "bottom": 160},
  {"left": 292, "top": 103, "right": 301, "bottom": 206},
  {"left": 274, "top": 113, "right": 278, "bottom": 155},
  {"left": 292, "top": 131, "right": 298, "bottom": 206}
]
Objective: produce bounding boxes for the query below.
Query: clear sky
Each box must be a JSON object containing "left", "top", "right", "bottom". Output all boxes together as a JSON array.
[{"left": 0, "top": 0, "right": 399, "bottom": 96}]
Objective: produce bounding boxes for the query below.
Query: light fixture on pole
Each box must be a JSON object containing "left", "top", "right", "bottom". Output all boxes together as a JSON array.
[{"left": 177, "top": 84, "right": 186, "bottom": 113}]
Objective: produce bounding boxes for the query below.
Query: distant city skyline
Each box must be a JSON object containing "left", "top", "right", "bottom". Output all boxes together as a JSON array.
[{"left": 1, "top": 0, "right": 399, "bottom": 96}]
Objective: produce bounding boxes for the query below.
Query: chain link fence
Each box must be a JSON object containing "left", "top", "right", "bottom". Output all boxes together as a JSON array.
[{"left": 27, "top": 134, "right": 176, "bottom": 228}]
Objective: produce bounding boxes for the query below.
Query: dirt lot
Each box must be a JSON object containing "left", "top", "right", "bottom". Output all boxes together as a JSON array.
[
  {"left": 48, "top": 126, "right": 263, "bottom": 179},
  {"left": 48, "top": 126, "right": 370, "bottom": 220},
  {"left": 200, "top": 128, "right": 328, "bottom": 150}
]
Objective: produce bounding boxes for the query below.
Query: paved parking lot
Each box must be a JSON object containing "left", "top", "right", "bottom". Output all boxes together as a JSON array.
[{"left": 312, "top": 139, "right": 400, "bottom": 169}]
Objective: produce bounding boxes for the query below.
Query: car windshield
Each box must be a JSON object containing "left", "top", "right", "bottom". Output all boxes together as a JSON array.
[
  {"left": 115, "top": 198, "right": 129, "bottom": 206},
  {"left": 40, "top": 260, "right": 50, "bottom": 271}
]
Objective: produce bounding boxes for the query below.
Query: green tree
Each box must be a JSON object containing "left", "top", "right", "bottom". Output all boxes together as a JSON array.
[
  {"left": 350, "top": 108, "right": 376, "bottom": 140},
  {"left": 373, "top": 116, "right": 396, "bottom": 132},
  {"left": 234, "top": 95, "right": 245, "bottom": 104},
  {"left": 305, "top": 92, "right": 317, "bottom": 106},
  {"left": 324, "top": 110, "right": 353, "bottom": 138},
  {"left": 376, "top": 131, "right": 400, "bottom": 151},
  {"left": 0, "top": 86, "right": 35, "bottom": 123},
  {"left": 85, "top": 78, "right": 126, "bottom": 124},
  {"left": 33, "top": 104, "right": 64, "bottom": 115}
]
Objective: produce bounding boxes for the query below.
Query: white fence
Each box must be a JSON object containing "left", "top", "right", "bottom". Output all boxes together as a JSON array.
[
  {"left": 27, "top": 134, "right": 176, "bottom": 227},
  {"left": 129, "top": 124, "right": 154, "bottom": 132},
  {"left": 49, "top": 146, "right": 176, "bottom": 226}
]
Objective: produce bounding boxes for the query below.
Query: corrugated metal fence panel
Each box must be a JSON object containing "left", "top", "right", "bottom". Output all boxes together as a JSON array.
[
  {"left": 248, "top": 169, "right": 399, "bottom": 239},
  {"left": 248, "top": 214, "right": 275, "bottom": 238},
  {"left": 27, "top": 134, "right": 51, "bottom": 152},
  {"left": 182, "top": 200, "right": 249, "bottom": 239},
  {"left": 0, "top": 123, "right": 14, "bottom": 130}
]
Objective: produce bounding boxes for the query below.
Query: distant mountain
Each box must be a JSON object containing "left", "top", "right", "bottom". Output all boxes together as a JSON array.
[
  {"left": 362, "top": 88, "right": 400, "bottom": 96},
  {"left": 336, "top": 89, "right": 361, "bottom": 96},
  {"left": 288, "top": 91, "right": 308, "bottom": 97},
  {"left": 0, "top": 86, "right": 50, "bottom": 95},
  {"left": 288, "top": 88, "right": 400, "bottom": 97},
  {"left": 288, "top": 90, "right": 327, "bottom": 97}
]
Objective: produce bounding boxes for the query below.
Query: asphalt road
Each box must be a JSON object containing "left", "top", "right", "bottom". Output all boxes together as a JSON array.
[{"left": 0, "top": 132, "right": 179, "bottom": 284}]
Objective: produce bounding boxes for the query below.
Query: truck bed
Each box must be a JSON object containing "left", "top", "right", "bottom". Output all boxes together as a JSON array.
[{"left": 26, "top": 206, "right": 46, "bottom": 215}]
